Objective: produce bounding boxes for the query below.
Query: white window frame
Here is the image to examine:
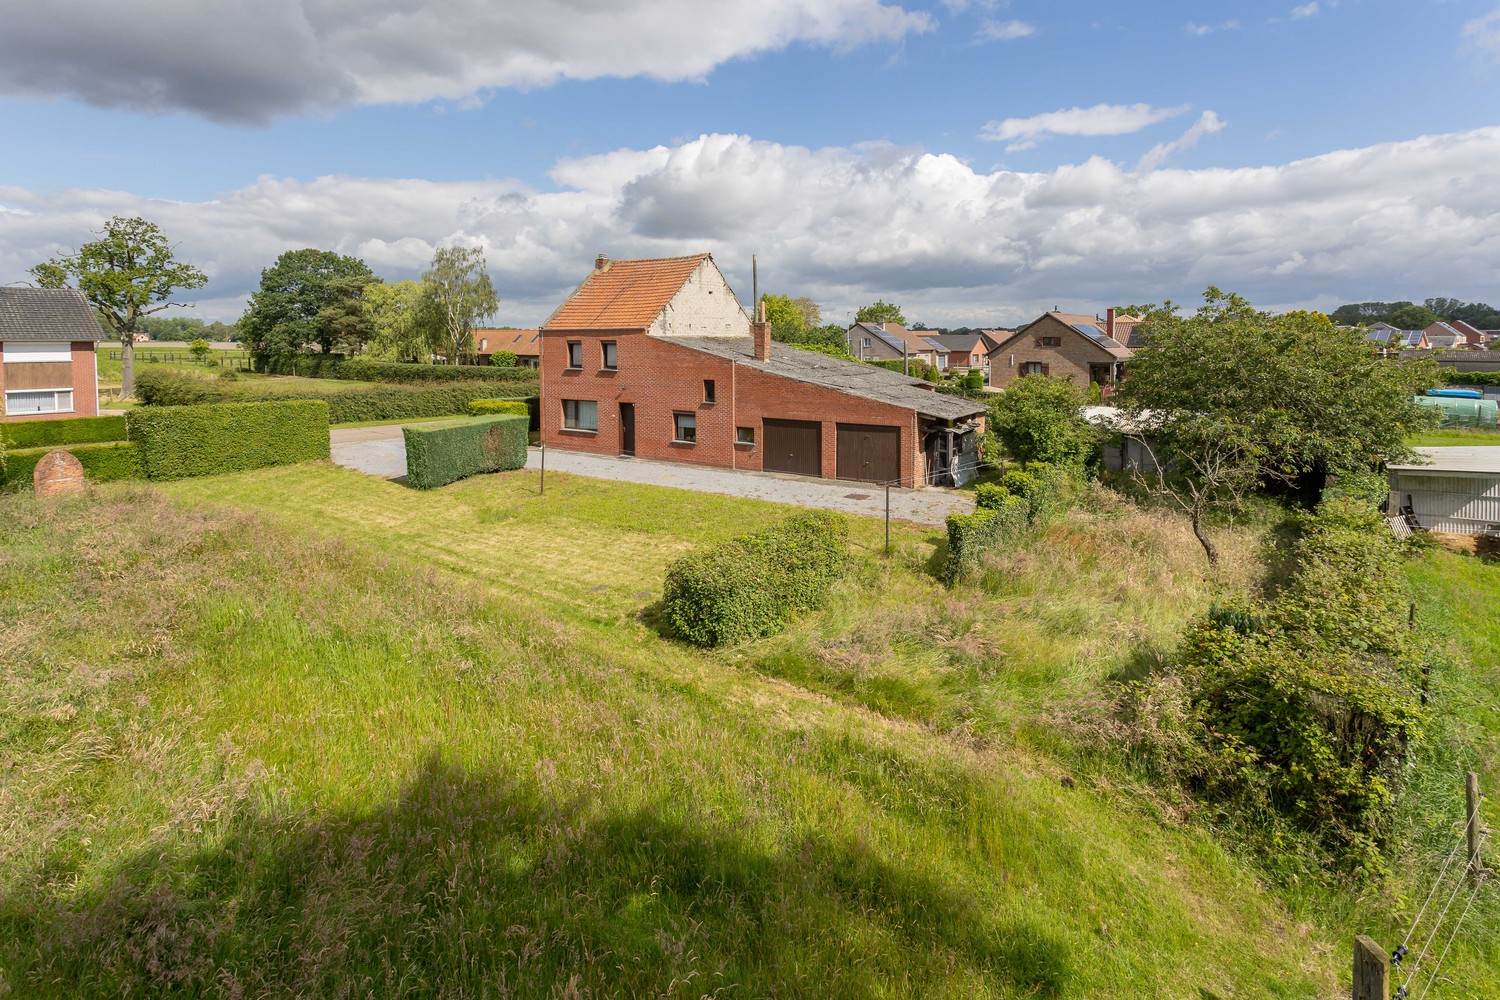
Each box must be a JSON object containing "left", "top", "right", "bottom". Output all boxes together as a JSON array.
[
  {"left": 4, "top": 388, "right": 74, "bottom": 415},
  {"left": 561, "top": 398, "right": 597, "bottom": 432}
]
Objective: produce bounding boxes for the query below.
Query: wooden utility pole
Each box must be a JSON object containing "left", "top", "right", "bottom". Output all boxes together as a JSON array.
[
  {"left": 1352, "top": 936, "right": 1390, "bottom": 1000},
  {"left": 1467, "top": 770, "right": 1484, "bottom": 885}
]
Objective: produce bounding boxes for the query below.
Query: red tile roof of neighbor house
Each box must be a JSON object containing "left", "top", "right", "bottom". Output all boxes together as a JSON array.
[
  {"left": 472, "top": 328, "right": 539, "bottom": 354},
  {"left": 543, "top": 253, "right": 712, "bottom": 331}
]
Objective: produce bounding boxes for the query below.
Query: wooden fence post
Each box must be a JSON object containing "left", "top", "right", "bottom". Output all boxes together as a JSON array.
[
  {"left": 1353, "top": 936, "right": 1390, "bottom": 1000},
  {"left": 1468, "top": 770, "right": 1483, "bottom": 885}
]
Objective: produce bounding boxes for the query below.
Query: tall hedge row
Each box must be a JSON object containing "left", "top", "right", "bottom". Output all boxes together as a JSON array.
[
  {"left": 135, "top": 368, "right": 532, "bottom": 424},
  {"left": 0, "top": 441, "right": 142, "bottom": 488},
  {"left": 944, "top": 490, "right": 1029, "bottom": 584},
  {"left": 255, "top": 355, "right": 536, "bottom": 384},
  {"left": 403, "top": 414, "right": 529, "bottom": 489},
  {"left": 0, "top": 415, "right": 127, "bottom": 449},
  {"left": 662, "top": 511, "right": 849, "bottom": 647},
  {"left": 127, "top": 399, "right": 330, "bottom": 481}
]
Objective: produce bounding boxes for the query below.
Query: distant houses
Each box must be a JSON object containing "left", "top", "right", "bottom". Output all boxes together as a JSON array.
[
  {"left": 0, "top": 287, "right": 104, "bottom": 423},
  {"left": 985, "top": 310, "right": 1136, "bottom": 392}
]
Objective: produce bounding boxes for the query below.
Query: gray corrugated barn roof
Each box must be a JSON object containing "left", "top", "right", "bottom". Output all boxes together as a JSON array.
[
  {"left": 0, "top": 287, "right": 106, "bottom": 343},
  {"left": 661, "top": 335, "right": 988, "bottom": 421}
]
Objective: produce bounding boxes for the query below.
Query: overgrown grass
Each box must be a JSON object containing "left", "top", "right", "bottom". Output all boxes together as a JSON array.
[
  {"left": 1405, "top": 426, "right": 1500, "bottom": 446},
  {"left": 0, "top": 473, "right": 1340, "bottom": 997}
]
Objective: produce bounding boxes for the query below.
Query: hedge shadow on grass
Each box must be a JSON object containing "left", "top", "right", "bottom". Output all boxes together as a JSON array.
[{"left": 0, "top": 754, "right": 1073, "bottom": 998}]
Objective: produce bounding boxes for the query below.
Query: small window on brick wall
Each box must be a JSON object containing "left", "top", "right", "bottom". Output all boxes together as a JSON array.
[
  {"left": 601, "top": 341, "right": 618, "bottom": 369},
  {"left": 703, "top": 379, "right": 715, "bottom": 403},
  {"left": 567, "top": 341, "right": 583, "bottom": 368},
  {"left": 736, "top": 426, "right": 754, "bottom": 445},
  {"left": 673, "top": 411, "right": 697, "bottom": 443},
  {"left": 1035, "top": 336, "right": 1061, "bottom": 347}
]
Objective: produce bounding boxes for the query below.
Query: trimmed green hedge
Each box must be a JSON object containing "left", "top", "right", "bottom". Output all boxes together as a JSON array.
[
  {"left": 0, "top": 415, "right": 127, "bottom": 449},
  {"left": 255, "top": 355, "right": 536, "bottom": 384},
  {"left": 403, "top": 414, "right": 529, "bottom": 489},
  {"left": 127, "top": 399, "right": 330, "bottom": 481},
  {"left": 662, "top": 511, "right": 849, "bottom": 648},
  {"left": 135, "top": 368, "right": 528, "bottom": 424},
  {"left": 468, "top": 399, "right": 530, "bottom": 416},
  {"left": 945, "top": 489, "right": 1029, "bottom": 584},
  {"left": 0, "top": 441, "right": 142, "bottom": 489},
  {"left": 997, "top": 462, "right": 1071, "bottom": 527}
]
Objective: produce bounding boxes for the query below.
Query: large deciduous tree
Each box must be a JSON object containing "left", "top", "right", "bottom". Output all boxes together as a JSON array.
[
  {"left": 855, "top": 299, "right": 905, "bottom": 327},
  {"left": 1118, "top": 288, "right": 1437, "bottom": 564},
  {"left": 422, "top": 247, "right": 498, "bottom": 365},
  {"left": 241, "top": 249, "right": 378, "bottom": 357},
  {"left": 31, "top": 216, "right": 207, "bottom": 398},
  {"left": 364, "top": 280, "right": 444, "bottom": 362}
]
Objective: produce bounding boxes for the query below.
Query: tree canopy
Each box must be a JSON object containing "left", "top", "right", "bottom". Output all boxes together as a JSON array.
[
  {"left": 758, "top": 293, "right": 846, "bottom": 354},
  {"left": 987, "top": 375, "right": 1098, "bottom": 467},
  {"left": 241, "top": 249, "right": 379, "bottom": 356},
  {"left": 364, "top": 280, "right": 443, "bottom": 362},
  {"left": 31, "top": 215, "right": 207, "bottom": 396},
  {"left": 422, "top": 246, "right": 498, "bottom": 365},
  {"left": 1117, "top": 288, "right": 1438, "bottom": 562},
  {"left": 1328, "top": 298, "right": 1500, "bottom": 330},
  {"left": 855, "top": 299, "right": 905, "bottom": 327}
]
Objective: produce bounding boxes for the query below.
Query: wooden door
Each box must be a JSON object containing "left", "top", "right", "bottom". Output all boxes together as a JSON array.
[
  {"left": 619, "top": 402, "right": 635, "bottom": 456},
  {"left": 762, "top": 419, "right": 821, "bottom": 477},
  {"left": 836, "top": 423, "right": 901, "bottom": 485}
]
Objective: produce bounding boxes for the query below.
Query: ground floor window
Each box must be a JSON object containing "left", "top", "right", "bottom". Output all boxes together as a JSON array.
[
  {"left": 673, "top": 411, "right": 696, "bottom": 443},
  {"left": 1022, "top": 361, "right": 1049, "bottom": 376},
  {"left": 736, "top": 426, "right": 755, "bottom": 445},
  {"left": 561, "top": 398, "right": 597, "bottom": 431},
  {"left": 4, "top": 389, "right": 73, "bottom": 414},
  {"left": 1089, "top": 363, "right": 1114, "bottom": 385}
]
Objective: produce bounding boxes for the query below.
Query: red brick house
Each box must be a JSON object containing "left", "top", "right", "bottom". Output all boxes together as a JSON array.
[
  {"left": 539, "top": 254, "right": 987, "bottom": 487},
  {"left": 986, "top": 310, "right": 1132, "bottom": 391},
  {"left": 472, "top": 328, "right": 540, "bottom": 367},
  {"left": 0, "top": 288, "right": 104, "bottom": 422}
]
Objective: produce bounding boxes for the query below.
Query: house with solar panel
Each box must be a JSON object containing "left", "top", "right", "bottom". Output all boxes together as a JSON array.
[
  {"left": 985, "top": 310, "right": 1133, "bottom": 391},
  {"left": 844, "top": 322, "right": 950, "bottom": 371}
]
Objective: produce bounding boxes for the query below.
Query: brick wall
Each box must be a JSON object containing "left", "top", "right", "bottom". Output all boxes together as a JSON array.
[
  {"left": 0, "top": 341, "right": 99, "bottom": 422},
  {"left": 539, "top": 330, "right": 924, "bottom": 486},
  {"left": 987, "top": 315, "right": 1125, "bottom": 389}
]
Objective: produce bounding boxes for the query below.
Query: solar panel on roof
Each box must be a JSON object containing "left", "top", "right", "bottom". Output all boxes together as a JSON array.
[{"left": 1071, "top": 323, "right": 1111, "bottom": 346}]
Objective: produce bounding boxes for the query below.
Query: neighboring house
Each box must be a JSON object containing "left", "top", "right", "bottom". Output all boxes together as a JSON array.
[
  {"left": 1450, "top": 320, "right": 1490, "bottom": 347},
  {"left": 986, "top": 311, "right": 1131, "bottom": 390},
  {"left": 927, "top": 331, "right": 1005, "bottom": 383},
  {"left": 1367, "top": 323, "right": 1427, "bottom": 349},
  {"left": 844, "top": 322, "right": 949, "bottom": 370},
  {"left": 1424, "top": 322, "right": 1466, "bottom": 351},
  {"left": 0, "top": 287, "right": 104, "bottom": 423},
  {"left": 1387, "top": 447, "right": 1500, "bottom": 535},
  {"left": 540, "top": 254, "right": 987, "bottom": 487},
  {"left": 472, "top": 328, "right": 540, "bottom": 367}
]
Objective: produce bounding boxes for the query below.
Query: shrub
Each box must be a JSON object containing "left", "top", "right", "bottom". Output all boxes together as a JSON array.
[
  {"left": 403, "top": 414, "right": 529, "bottom": 489},
  {"left": 135, "top": 367, "right": 224, "bottom": 406},
  {"left": 0, "top": 442, "right": 142, "bottom": 489},
  {"left": 491, "top": 350, "right": 519, "bottom": 367},
  {"left": 988, "top": 374, "right": 1098, "bottom": 466},
  {"left": 945, "top": 490, "right": 1029, "bottom": 584},
  {"left": 467, "top": 399, "right": 530, "bottom": 417},
  {"left": 255, "top": 355, "right": 536, "bottom": 384},
  {"left": 662, "top": 511, "right": 849, "bottom": 647},
  {"left": 0, "top": 415, "right": 127, "bottom": 449},
  {"left": 999, "top": 462, "right": 1072, "bottom": 527},
  {"left": 964, "top": 369, "right": 985, "bottom": 390},
  {"left": 128, "top": 399, "right": 330, "bottom": 481}
]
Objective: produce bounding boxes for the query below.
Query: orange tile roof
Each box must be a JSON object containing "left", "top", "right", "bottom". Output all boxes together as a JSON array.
[
  {"left": 543, "top": 254, "right": 712, "bottom": 331},
  {"left": 472, "top": 328, "right": 539, "bottom": 354}
]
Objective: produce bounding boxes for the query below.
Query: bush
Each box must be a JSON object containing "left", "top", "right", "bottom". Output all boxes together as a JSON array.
[
  {"left": 491, "top": 350, "right": 519, "bottom": 367},
  {"left": 135, "top": 368, "right": 522, "bottom": 424},
  {"left": 403, "top": 414, "right": 529, "bottom": 489},
  {"left": 999, "top": 462, "right": 1072, "bottom": 527},
  {"left": 988, "top": 374, "right": 1098, "bottom": 466},
  {"left": 467, "top": 399, "right": 530, "bottom": 417},
  {"left": 662, "top": 511, "right": 849, "bottom": 647},
  {"left": 255, "top": 355, "right": 536, "bottom": 384},
  {"left": 0, "top": 441, "right": 142, "bottom": 489},
  {"left": 964, "top": 369, "right": 985, "bottom": 390},
  {"left": 0, "top": 415, "right": 127, "bottom": 449},
  {"left": 127, "top": 400, "right": 330, "bottom": 481},
  {"left": 945, "top": 490, "right": 1029, "bottom": 584}
]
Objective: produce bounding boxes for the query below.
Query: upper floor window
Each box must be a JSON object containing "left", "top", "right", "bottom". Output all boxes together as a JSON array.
[
  {"left": 567, "top": 341, "right": 583, "bottom": 368},
  {"left": 1036, "top": 336, "right": 1062, "bottom": 348},
  {"left": 602, "top": 341, "right": 618, "bottom": 370},
  {"left": 703, "top": 379, "right": 716, "bottom": 403}
]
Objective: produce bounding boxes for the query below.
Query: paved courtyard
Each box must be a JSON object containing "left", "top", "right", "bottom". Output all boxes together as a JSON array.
[{"left": 329, "top": 424, "right": 973, "bottom": 527}]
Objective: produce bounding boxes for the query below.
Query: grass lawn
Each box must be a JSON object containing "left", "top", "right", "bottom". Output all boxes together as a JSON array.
[
  {"left": 2, "top": 464, "right": 1497, "bottom": 996},
  {"left": 1406, "top": 426, "right": 1500, "bottom": 447}
]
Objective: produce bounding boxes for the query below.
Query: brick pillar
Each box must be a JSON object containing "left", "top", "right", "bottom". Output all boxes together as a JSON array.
[{"left": 752, "top": 321, "right": 771, "bottom": 361}]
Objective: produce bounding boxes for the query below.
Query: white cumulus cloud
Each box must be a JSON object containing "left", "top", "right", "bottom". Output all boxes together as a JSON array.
[
  {"left": 977, "top": 19, "right": 1035, "bottom": 42},
  {"left": 979, "top": 103, "right": 1192, "bottom": 152},
  {"left": 0, "top": 0, "right": 932, "bottom": 124},
  {"left": 1463, "top": 8, "right": 1500, "bottom": 72},
  {"left": 4, "top": 129, "right": 1499, "bottom": 329}
]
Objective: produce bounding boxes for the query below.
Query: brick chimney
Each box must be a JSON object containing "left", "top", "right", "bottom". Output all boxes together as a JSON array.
[
  {"left": 595, "top": 253, "right": 609, "bottom": 272},
  {"left": 752, "top": 301, "right": 771, "bottom": 360},
  {"left": 1106, "top": 307, "right": 1116, "bottom": 341}
]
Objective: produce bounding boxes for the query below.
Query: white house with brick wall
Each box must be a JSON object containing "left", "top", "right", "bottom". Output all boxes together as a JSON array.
[{"left": 0, "top": 287, "right": 104, "bottom": 422}]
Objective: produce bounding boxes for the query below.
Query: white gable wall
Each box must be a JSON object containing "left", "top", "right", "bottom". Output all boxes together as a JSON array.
[{"left": 650, "top": 258, "right": 750, "bottom": 339}]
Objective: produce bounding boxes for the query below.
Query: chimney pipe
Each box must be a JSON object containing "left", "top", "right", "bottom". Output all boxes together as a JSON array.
[
  {"left": 595, "top": 253, "right": 608, "bottom": 271},
  {"left": 752, "top": 302, "right": 771, "bottom": 361}
]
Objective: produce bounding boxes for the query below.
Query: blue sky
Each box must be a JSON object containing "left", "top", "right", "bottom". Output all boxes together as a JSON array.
[{"left": 2, "top": 0, "right": 1498, "bottom": 326}]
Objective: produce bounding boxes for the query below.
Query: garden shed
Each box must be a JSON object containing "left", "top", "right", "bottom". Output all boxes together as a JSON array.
[{"left": 1387, "top": 447, "right": 1500, "bottom": 535}]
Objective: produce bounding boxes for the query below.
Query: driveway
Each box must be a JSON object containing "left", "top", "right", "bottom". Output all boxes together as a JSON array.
[{"left": 329, "top": 424, "right": 972, "bottom": 526}]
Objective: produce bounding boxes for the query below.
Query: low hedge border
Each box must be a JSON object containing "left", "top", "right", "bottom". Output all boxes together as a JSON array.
[
  {"left": 403, "top": 414, "right": 529, "bottom": 489},
  {"left": 0, "top": 415, "right": 127, "bottom": 449},
  {"left": 0, "top": 441, "right": 142, "bottom": 489},
  {"left": 468, "top": 399, "right": 530, "bottom": 416},
  {"left": 127, "top": 399, "right": 330, "bottom": 481},
  {"left": 945, "top": 490, "right": 1029, "bottom": 584},
  {"left": 255, "top": 355, "right": 536, "bottom": 384},
  {"left": 135, "top": 368, "right": 529, "bottom": 424},
  {"left": 662, "top": 511, "right": 849, "bottom": 648}
]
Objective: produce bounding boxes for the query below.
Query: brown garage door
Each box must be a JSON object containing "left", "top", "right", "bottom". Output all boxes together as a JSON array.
[
  {"left": 836, "top": 423, "right": 901, "bottom": 485},
  {"left": 762, "top": 419, "right": 822, "bottom": 477}
]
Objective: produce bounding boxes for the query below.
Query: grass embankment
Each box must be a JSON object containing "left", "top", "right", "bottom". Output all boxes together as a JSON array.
[
  {"left": 1405, "top": 427, "right": 1500, "bottom": 447},
  {"left": 2, "top": 471, "right": 1334, "bottom": 998}
]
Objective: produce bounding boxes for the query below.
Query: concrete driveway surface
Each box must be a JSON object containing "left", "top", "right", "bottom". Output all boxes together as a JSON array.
[{"left": 329, "top": 423, "right": 972, "bottom": 527}]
